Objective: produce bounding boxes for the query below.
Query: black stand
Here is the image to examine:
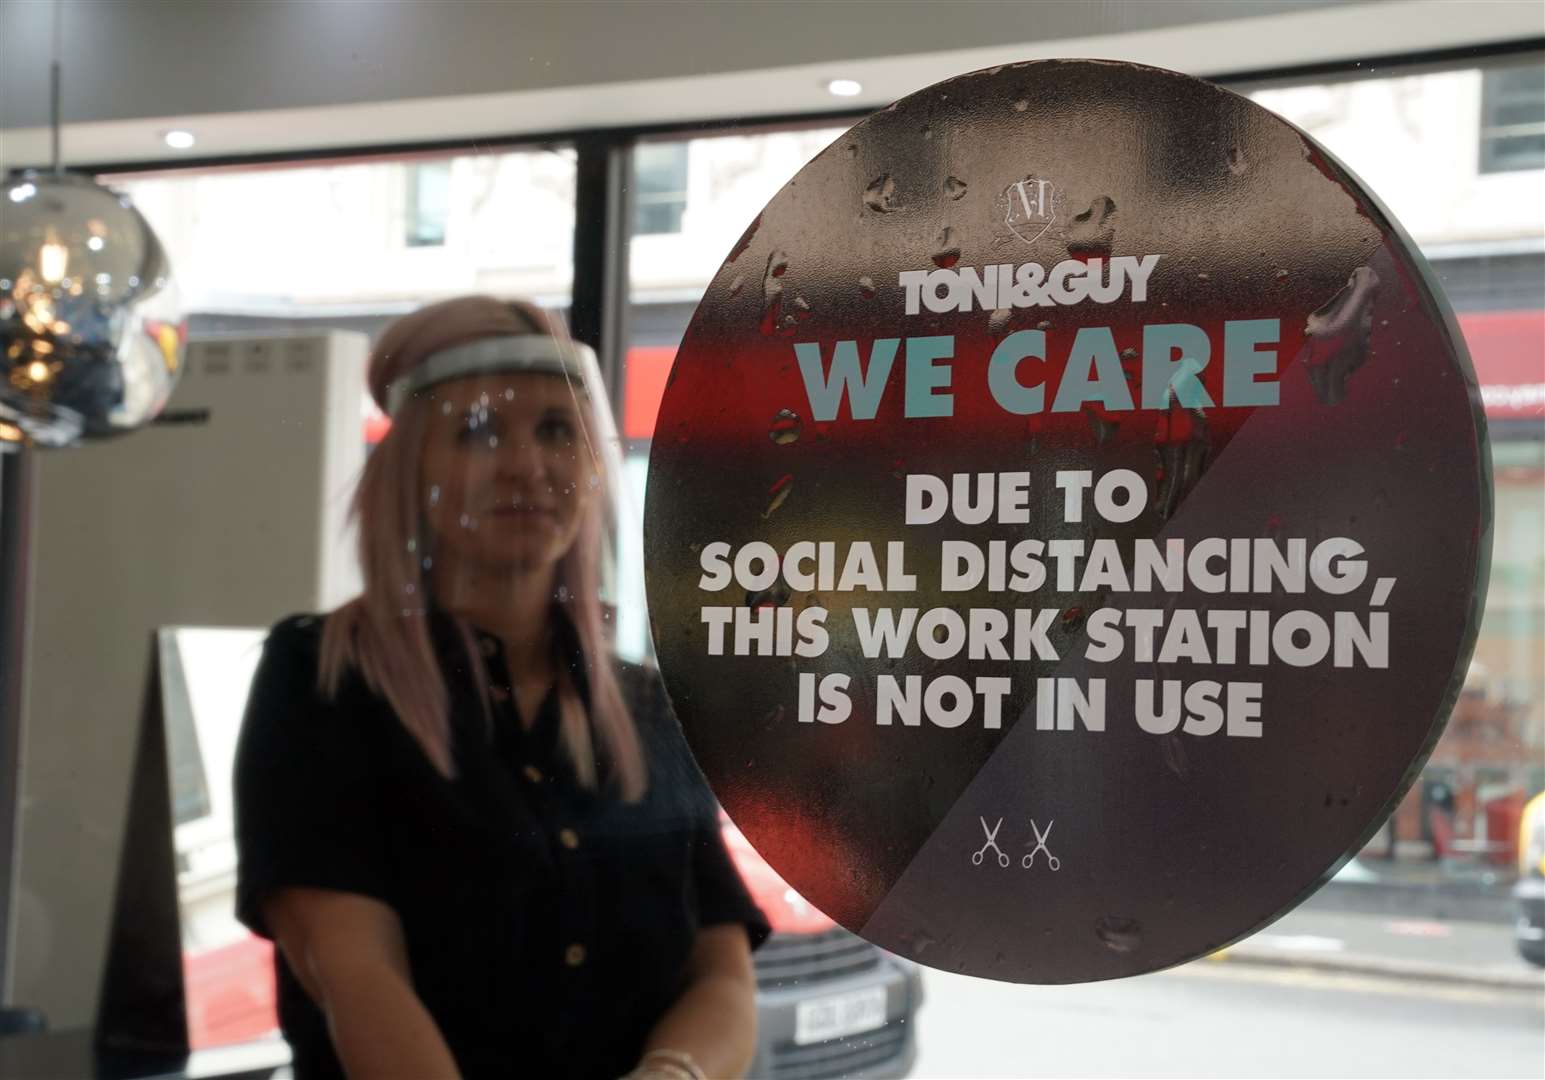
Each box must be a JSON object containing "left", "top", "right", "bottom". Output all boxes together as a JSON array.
[
  {"left": 95, "top": 634, "right": 190, "bottom": 1061},
  {"left": 0, "top": 448, "right": 35, "bottom": 1012}
]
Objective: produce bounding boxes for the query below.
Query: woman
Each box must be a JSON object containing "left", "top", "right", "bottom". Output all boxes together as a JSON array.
[{"left": 233, "top": 296, "right": 769, "bottom": 1080}]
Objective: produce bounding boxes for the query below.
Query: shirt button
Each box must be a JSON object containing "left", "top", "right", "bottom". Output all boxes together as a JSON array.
[
  {"left": 565, "top": 943, "right": 586, "bottom": 967},
  {"left": 558, "top": 827, "right": 580, "bottom": 850},
  {"left": 523, "top": 764, "right": 543, "bottom": 784}
]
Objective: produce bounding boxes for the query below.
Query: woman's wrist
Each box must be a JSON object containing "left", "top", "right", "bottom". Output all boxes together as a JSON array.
[{"left": 623, "top": 1047, "right": 708, "bottom": 1080}]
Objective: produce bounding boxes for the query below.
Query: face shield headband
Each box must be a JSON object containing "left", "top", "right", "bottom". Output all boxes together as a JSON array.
[{"left": 384, "top": 335, "right": 599, "bottom": 417}]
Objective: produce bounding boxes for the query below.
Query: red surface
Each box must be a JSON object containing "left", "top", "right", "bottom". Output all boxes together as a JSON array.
[
  {"left": 361, "top": 313, "right": 1541, "bottom": 447},
  {"left": 720, "top": 810, "right": 837, "bottom": 935},
  {"left": 1457, "top": 310, "right": 1545, "bottom": 420},
  {"left": 364, "top": 407, "right": 392, "bottom": 445},
  {"left": 622, "top": 347, "right": 678, "bottom": 441},
  {"left": 183, "top": 934, "right": 278, "bottom": 1050}
]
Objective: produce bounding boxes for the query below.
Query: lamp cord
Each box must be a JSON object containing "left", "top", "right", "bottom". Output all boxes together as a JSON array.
[{"left": 49, "top": 0, "right": 62, "bottom": 174}]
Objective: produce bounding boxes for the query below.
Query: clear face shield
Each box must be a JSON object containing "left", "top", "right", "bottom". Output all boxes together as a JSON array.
[{"left": 386, "top": 318, "right": 638, "bottom": 654}]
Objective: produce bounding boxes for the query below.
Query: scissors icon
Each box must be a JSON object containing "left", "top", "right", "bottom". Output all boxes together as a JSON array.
[
  {"left": 972, "top": 816, "right": 1011, "bottom": 867},
  {"left": 1022, "top": 819, "right": 1061, "bottom": 871}
]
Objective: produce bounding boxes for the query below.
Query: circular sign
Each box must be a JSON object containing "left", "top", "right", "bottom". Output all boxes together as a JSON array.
[{"left": 643, "top": 60, "right": 1490, "bottom": 983}]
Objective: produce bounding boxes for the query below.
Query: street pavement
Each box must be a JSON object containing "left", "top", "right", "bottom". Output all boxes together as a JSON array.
[
  {"left": 907, "top": 905, "right": 1544, "bottom": 1078},
  {"left": 1215, "top": 904, "right": 1543, "bottom": 988}
]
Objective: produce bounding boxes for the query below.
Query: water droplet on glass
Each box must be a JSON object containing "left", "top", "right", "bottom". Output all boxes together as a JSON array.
[
  {"left": 763, "top": 474, "right": 793, "bottom": 518},
  {"left": 1153, "top": 403, "right": 1212, "bottom": 521},
  {"left": 1095, "top": 916, "right": 1143, "bottom": 953},
  {"left": 1162, "top": 732, "right": 1191, "bottom": 781},
  {"left": 769, "top": 408, "right": 802, "bottom": 445},
  {"left": 932, "top": 227, "right": 961, "bottom": 269},
  {"left": 429, "top": 485, "right": 441, "bottom": 506},
  {"left": 442, "top": 401, "right": 453, "bottom": 415},
  {"left": 1066, "top": 195, "right": 1116, "bottom": 257},
  {"left": 727, "top": 213, "right": 761, "bottom": 263},
  {"left": 759, "top": 250, "right": 790, "bottom": 335},
  {"left": 422, "top": 556, "right": 433, "bottom": 571},
  {"left": 1061, "top": 606, "right": 1085, "bottom": 633},
  {"left": 1197, "top": 272, "right": 1211, "bottom": 281},
  {"left": 791, "top": 296, "right": 812, "bottom": 321},
  {"left": 728, "top": 274, "right": 745, "bottom": 298},
  {"left": 407, "top": 537, "right": 418, "bottom": 553},
  {"left": 1036, "top": 320, "right": 1052, "bottom": 331},
  {"left": 1274, "top": 268, "right": 1289, "bottom": 281},
  {"left": 988, "top": 308, "right": 1012, "bottom": 331},
  {"left": 909, "top": 931, "right": 936, "bottom": 955},
  {"left": 746, "top": 581, "right": 792, "bottom": 608},
  {"left": 459, "top": 513, "right": 472, "bottom": 529},
  {"left": 1085, "top": 407, "right": 1119, "bottom": 447},
  {"left": 1120, "top": 347, "right": 1138, "bottom": 362},
  {"left": 863, "top": 175, "right": 900, "bottom": 213},
  {"left": 1297, "top": 266, "right": 1380, "bottom": 406},
  {"left": 1227, "top": 145, "right": 1248, "bottom": 175},
  {"left": 920, "top": 124, "right": 933, "bottom": 140},
  {"left": 1013, "top": 99, "right": 1028, "bottom": 112},
  {"left": 858, "top": 276, "right": 876, "bottom": 299},
  {"left": 944, "top": 176, "right": 968, "bottom": 200}
]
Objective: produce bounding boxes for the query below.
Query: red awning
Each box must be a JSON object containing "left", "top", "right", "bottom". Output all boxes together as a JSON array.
[
  {"left": 622, "top": 346, "right": 677, "bottom": 440},
  {"left": 371, "top": 313, "right": 1545, "bottom": 446},
  {"left": 1457, "top": 310, "right": 1545, "bottom": 421}
]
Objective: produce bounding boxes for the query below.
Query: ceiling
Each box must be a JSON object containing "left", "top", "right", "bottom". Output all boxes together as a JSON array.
[{"left": 0, "top": 0, "right": 1540, "bottom": 170}]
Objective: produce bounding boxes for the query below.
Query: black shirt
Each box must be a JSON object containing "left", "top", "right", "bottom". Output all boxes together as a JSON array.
[{"left": 233, "top": 611, "right": 770, "bottom": 1079}]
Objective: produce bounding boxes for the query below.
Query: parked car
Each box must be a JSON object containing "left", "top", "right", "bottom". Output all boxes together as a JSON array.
[
  {"left": 720, "top": 812, "right": 923, "bottom": 1079},
  {"left": 1513, "top": 791, "right": 1545, "bottom": 968},
  {"left": 184, "top": 812, "right": 923, "bottom": 1079}
]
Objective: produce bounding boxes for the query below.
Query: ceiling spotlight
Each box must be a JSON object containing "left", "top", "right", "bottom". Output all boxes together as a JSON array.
[
  {"left": 826, "top": 79, "right": 862, "bottom": 98},
  {"left": 163, "top": 130, "right": 196, "bottom": 150}
]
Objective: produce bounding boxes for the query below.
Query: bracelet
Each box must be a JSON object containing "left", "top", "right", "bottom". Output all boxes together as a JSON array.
[{"left": 631, "top": 1048, "right": 707, "bottom": 1080}]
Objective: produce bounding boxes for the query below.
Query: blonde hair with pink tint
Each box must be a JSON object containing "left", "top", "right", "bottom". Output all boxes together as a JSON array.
[{"left": 316, "top": 296, "right": 646, "bottom": 800}]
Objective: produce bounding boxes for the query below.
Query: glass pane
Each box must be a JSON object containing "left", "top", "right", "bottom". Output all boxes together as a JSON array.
[
  {"left": 617, "top": 125, "right": 850, "bottom": 666},
  {"left": 44, "top": 148, "right": 576, "bottom": 1053},
  {"left": 1482, "top": 64, "right": 1545, "bottom": 172},
  {"left": 634, "top": 142, "right": 689, "bottom": 235},
  {"left": 109, "top": 147, "right": 578, "bottom": 446},
  {"left": 2, "top": 15, "right": 1540, "bottom": 1079},
  {"left": 406, "top": 160, "right": 451, "bottom": 246}
]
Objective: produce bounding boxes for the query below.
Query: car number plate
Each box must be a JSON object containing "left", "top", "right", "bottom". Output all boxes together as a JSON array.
[{"left": 793, "top": 985, "right": 888, "bottom": 1045}]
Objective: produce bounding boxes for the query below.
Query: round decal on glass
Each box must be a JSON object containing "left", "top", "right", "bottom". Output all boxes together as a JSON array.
[{"left": 643, "top": 59, "right": 1490, "bottom": 983}]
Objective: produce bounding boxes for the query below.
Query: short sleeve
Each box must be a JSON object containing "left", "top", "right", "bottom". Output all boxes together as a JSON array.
[
  {"left": 624, "top": 662, "right": 773, "bottom": 952},
  {"left": 233, "top": 615, "right": 394, "bottom": 938},
  {"left": 692, "top": 820, "right": 773, "bottom": 951}
]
